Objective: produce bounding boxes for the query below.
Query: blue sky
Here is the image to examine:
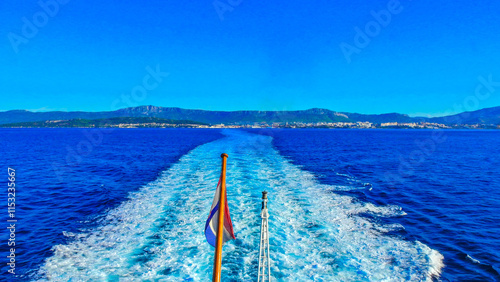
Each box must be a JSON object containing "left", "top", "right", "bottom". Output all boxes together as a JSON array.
[{"left": 1, "top": 0, "right": 500, "bottom": 116}]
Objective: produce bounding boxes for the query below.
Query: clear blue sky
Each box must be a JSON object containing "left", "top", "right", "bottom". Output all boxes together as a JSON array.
[{"left": 1, "top": 0, "right": 500, "bottom": 116}]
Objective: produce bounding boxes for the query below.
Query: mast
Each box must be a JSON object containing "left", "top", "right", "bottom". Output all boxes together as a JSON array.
[{"left": 258, "top": 191, "right": 271, "bottom": 282}]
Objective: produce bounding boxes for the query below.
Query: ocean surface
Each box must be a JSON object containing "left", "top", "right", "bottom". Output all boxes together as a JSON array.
[{"left": 0, "top": 128, "right": 499, "bottom": 281}]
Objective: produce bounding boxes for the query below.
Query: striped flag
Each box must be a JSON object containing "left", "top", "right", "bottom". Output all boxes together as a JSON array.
[{"left": 205, "top": 177, "right": 236, "bottom": 247}]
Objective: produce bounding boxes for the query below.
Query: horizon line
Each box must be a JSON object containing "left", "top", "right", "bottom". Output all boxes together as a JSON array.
[{"left": 0, "top": 104, "right": 497, "bottom": 119}]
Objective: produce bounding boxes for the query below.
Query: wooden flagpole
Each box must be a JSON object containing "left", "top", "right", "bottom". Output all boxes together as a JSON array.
[{"left": 212, "top": 153, "right": 228, "bottom": 282}]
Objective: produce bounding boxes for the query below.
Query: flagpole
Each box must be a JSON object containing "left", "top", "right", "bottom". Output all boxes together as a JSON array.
[{"left": 212, "top": 153, "right": 228, "bottom": 282}]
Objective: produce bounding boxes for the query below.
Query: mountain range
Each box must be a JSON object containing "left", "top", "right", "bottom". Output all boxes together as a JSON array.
[
  {"left": 0, "top": 105, "right": 499, "bottom": 125},
  {"left": 0, "top": 117, "right": 206, "bottom": 128}
]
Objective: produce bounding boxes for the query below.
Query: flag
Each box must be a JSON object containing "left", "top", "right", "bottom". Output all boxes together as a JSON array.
[{"left": 205, "top": 177, "right": 236, "bottom": 247}]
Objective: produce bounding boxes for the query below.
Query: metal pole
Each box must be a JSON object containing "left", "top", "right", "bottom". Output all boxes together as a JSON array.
[
  {"left": 212, "top": 153, "right": 228, "bottom": 282},
  {"left": 258, "top": 191, "right": 271, "bottom": 282}
]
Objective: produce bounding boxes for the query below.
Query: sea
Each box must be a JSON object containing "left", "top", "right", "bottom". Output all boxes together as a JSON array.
[{"left": 0, "top": 128, "right": 499, "bottom": 281}]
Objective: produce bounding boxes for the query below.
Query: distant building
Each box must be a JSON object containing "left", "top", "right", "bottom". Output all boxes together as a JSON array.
[{"left": 381, "top": 122, "right": 398, "bottom": 127}]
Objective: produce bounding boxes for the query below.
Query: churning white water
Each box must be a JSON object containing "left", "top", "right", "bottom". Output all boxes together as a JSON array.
[{"left": 38, "top": 130, "right": 443, "bottom": 281}]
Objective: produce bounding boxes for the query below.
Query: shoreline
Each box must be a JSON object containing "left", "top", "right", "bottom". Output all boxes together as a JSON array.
[{"left": 1, "top": 126, "right": 499, "bottom": 130}]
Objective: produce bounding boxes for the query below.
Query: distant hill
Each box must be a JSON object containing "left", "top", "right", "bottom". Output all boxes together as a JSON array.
[
  {"left": 0, "top": 117, "right": 206, "bottom": 128},
  {"left": 113, "top": 107, "right": 356, "bottom": 124},
  {"left": 429, "top": 107, "right": 500, "bottom": 125},
  {"left": 0, "top": 105, "right": 499, "bottom": 125}
]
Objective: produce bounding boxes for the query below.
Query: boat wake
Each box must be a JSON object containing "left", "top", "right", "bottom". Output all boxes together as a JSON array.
[{"left": 37, "top": 130, "right": 443, "bottom": 281}]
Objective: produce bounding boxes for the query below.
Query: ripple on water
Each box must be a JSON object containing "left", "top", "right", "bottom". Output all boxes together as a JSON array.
[{"left": 37, "top": 130, "right": 443, "bottom": 281}]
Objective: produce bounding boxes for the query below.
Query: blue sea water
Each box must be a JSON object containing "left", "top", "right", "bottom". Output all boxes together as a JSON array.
[
  {"left": 256, "top": 129, "right": 500, "bottom": 281},
  {"left": 0, "top": 128, "right": 499, "bottom": 281}
]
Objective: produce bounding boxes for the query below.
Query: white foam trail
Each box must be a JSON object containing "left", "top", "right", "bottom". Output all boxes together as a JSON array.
[
  {"left": 466, "top": 254, "right": 481, "bottom": 264},
  {"left": 422, "top": 242, "right": 445, "bottom": 281},
  {"left": 37, "top": 130, "right": 443, "bottom": 281}
]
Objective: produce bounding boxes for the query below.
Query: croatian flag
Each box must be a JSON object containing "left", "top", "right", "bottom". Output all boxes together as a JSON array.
[{"left": 205, "top": 177, "right": 236, "bottom": 247}]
